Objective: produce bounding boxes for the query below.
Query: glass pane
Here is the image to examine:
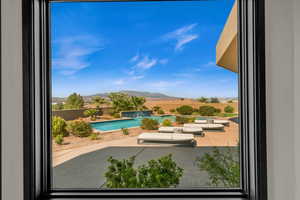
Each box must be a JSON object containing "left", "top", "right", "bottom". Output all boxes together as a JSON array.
[{"left": 50, "top": 0, "right": 239, "bottom": 189}]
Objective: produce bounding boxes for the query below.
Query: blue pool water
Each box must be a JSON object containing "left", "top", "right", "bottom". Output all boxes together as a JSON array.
[{"left": 91, "top": 115, "right": 176, "bottom": 131}]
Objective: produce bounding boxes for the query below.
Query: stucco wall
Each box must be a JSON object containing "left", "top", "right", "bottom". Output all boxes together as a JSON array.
[
  {"left": 1, "top": 0, "right": 23, "bottom": 200},
  {"left": 265, "top": 0, "right": 296, "bottom": 199}
]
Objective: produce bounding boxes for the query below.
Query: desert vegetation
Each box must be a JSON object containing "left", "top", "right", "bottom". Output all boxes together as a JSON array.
[
  {"left": 140, "top": 118, "right": 159, "bottom": 130},
  {"left": 196, "top": 148, "right": 240, "bottom": 187},
  {"left": 104, "top": 154, "right": 183, "bottom": 188}
]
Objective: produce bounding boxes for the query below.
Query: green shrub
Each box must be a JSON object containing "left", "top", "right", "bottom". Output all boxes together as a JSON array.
[
  {"left": 84, "top": 109, "right": 98, "bottom": 120},
  {"left": 215, "top": 108, "right": 221, "bottom": 113},
  {"left": 217, "top": 113, "right": 238, "bottom": 117},
  {"left": 52, "top": 116, "right": 68, "bottom": 137},
  {"left": 67, "top": 120, "right": 92, "bottom": 137},
  {"left": 227, "top": 100, "right": 233, "bottom": 103},
  {"left": 197, "top": 97, "right": 208, "bottom": 103},
  {"left": 162, "top": 119, "right": 173, "bottom": 126},
  {"left": 52, "top": 102, "right": 64, "bottom": 110},
  {"left": 169, "top": 109, "right": 176, "bottom": 113},
  {"left": 199, "top": 106, "right": 219, "bottom": 116},
  {"left": 113, "top": 113, "right": 121, "bottom": 118},
  {"left": 224, "top": 105, "right": 234, "bottom": 113},
  {"left": 196, "top": 148, "right": 240, "bottom": 187},
  {"left": 176, "top": 105, "right": 194, "bottom": 115},
  {"left": 121, "top": 128, "right": 129, "bottom": 135},
  {"left": 89, "top": 132, "right": 101, "bottom": 140},
  {"left": 105, "top": 154, "right": 183, "bottom": 188},
  {"left": 210, "top": 97, "right": 220, "bottom": 103},
  {"left": 55, "top": 135, "right": 64, "bottom": 145},
  {"left": 188, "top": 117, "right": 196, "bottom": 123},
  {"left": 175, "top": 116, "right": 190, "bottom": 124},
  {"left": 141, "top": 118, "right": 159, "bottom": 130},
  {"left": 152, "top": 106, "right": 161, "bottom": 113},
  {"left": 157, "top": 109, "right": 165, "bottom": 114}
]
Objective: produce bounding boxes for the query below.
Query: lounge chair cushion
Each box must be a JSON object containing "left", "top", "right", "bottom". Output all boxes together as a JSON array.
[
  {"left": 159, "top": 126, "right": 203, "bottom": 134},
  {"left": 138, "top": 133, "right": 194, "bottom": 142},
  {"left": 184, "top": 123, "right": 224, "bottom": 130},
  {"left": 194, "top": 119, "right": 230, "bottom": 125}
]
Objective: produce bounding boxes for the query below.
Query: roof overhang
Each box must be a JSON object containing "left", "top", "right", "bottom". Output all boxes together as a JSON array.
[{"left": 216, "top": 1, "right": 238, "bottom": 73}]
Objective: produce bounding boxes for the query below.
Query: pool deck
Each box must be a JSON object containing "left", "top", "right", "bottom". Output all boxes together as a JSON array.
[
  {"left": 52, "top": 120, "right": 239, "bottom": 166},
  {"left": 53, "top": 146, "right": 238, "bottom": 189}
]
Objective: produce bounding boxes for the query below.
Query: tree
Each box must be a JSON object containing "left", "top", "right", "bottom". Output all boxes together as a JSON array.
[
  {"left": 210, "top": 97, "right": 220, "bottom": 103},
  {"left": 84, "top": 109, "right": 98, "bottom": 120},
  {"left": 64, "top": 93, "right": 84, "bottom": 109},
  {"left": 197, "top": 97, "right": 208, "bottom": 103},
  {"left": 199, "top": 106, "right": 219, "bottom": 116},
  {"left": 176, "top": 105, "right": 194, "bottom": 115},
  {"left": 131, "top": 96, "right": 146, "bottom": 111},
  {"left": 108, "top": 92, "right": 146, "bottom": 112},
  {"left": 196, "top": 148, "right": 240, "bottom": 187},
  {"left": 92, "top": 96, "right": 108, "bottom": 108},
  {"left": 224, "top": 105, "right": 234, "bottom": 113},
  {"left": 108, "top": 92, "right": 134, "bottom": 112}
]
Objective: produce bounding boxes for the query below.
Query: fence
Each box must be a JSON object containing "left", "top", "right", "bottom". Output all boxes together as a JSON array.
[{"left": 52, "top": 107, "right": 114, "bottom": 120}]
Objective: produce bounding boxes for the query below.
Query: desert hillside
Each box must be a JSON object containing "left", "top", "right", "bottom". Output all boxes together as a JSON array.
[{"left": 144, "top": 99, "right": 238, "bottom": 113}]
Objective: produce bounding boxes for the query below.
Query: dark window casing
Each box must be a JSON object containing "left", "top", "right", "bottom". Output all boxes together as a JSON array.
[{"left": 22, "top": 0, "right": 267, "bottom": 199}]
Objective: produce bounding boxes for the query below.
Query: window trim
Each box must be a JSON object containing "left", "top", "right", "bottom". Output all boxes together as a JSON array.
[{"left": 22, "top": 0, "right": 267, "bottom": 199}]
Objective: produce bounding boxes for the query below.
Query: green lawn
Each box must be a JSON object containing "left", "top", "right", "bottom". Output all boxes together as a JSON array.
[{"left": 217, "top": 113, "right": 238, "bottom": 117}]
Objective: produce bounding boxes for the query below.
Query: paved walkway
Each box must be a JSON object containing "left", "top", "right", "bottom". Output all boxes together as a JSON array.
[{"left": 53, "top": 146, "right": 237, "bottom": 189}]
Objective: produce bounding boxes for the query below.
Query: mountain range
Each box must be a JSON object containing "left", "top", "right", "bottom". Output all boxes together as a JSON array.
[{"left": 52, "top": 90, "right": 179, "bottom": 103}]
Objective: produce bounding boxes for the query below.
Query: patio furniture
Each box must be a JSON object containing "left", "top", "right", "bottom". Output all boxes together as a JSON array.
[
  {"left": 137, "top": 133, "right": 197, "bottom": 146},
  {"left": 184, "top": 123, "right": 225, "bottom": 130},
  {"left": 194, "top": 119, "right": 230, "bottom": 125},
  {"left": 158, "top": 126, "right": 203, "bottom": 136}
]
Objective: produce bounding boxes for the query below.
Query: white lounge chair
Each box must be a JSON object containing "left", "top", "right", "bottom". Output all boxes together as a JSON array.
[
  {"left": 194, "top": 119, "right": 230, "bottom": 125},
  {"left": 184, "top": 123, "right": 224, "bottom": 130},
  {"left": 137, "top": 133, "right": 197, "bottom": 146},
  {"left": 158, "top": 126, "right": 203, "bottom": 136}
]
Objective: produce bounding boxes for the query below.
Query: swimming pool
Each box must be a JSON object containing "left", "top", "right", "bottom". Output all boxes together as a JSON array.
[{"left": 91, "top": 115, "right": 176, "bottom": 131}]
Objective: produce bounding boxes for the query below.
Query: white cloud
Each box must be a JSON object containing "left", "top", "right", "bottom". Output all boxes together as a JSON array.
[
  {"left": 130, "top": 54, "right": 139, "bottom": 63},
  {"left": 52, "top": 35, "right": 104, "bottom": 75},
  {"left": 175, "top": 34, "right": 198, "bottom": 51},
  {"left": 163, "top": 23, "right": 199, "bottom": 51},
  {"left": 127, "top": 54, "right": 168, "bottom": 79},
  {"left": 135, "top": 56, "right": 157, "bottom": 69}
]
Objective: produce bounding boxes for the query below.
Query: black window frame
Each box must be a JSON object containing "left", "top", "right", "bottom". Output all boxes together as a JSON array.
[{"left": 22, "top": 0, "right": 267, "bottom": 199}]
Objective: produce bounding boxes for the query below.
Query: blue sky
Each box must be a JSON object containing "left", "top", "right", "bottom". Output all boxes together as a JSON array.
[{"left": 51, "top": 0, "right": 237, "bottom": 98}]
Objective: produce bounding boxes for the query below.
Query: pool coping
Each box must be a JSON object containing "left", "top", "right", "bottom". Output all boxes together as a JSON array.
[
  {"left": 91, "top": 115, "right": 176, "bottom": 133},
  {"left": 93, "top": 126, "right": 141, "bottom": 134}
]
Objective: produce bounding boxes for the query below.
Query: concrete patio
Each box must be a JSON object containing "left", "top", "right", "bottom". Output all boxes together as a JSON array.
[{"left": 53, "top": 146, "right": 238, "bottom": 189}]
